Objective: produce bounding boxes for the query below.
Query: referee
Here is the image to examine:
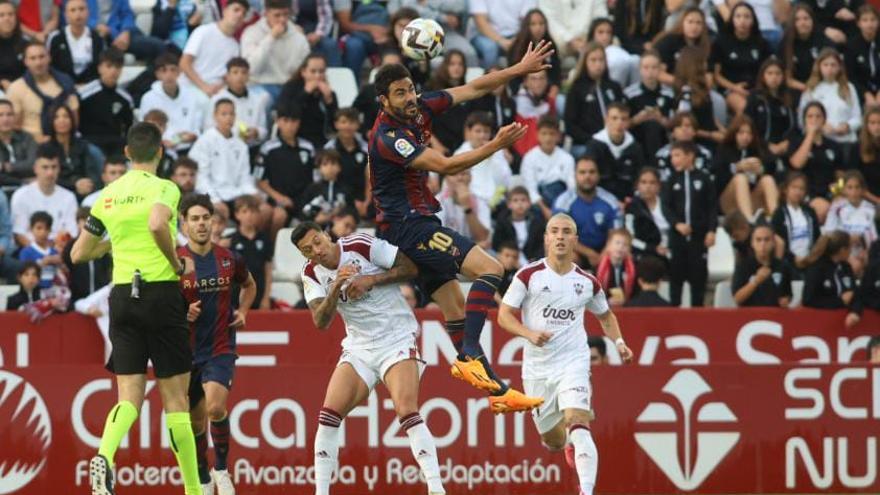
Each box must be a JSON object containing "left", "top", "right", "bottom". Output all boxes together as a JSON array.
[{"left": 71, "top": 122, "right": 202, "bottom": 495}]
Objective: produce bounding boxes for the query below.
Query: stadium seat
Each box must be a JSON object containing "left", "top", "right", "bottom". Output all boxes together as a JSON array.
[
  {"left": 657, "top": 281, "right": 691, "bottom": 307},
  {"left": 0, "top": 285, "right": 20, "bottom": 310},
  {"left": 326, "top": 67, "right": 359, "bottom": 107},
  {"left": 272, "top": 281, "right": 303, "bottom": 307},
  {"left": 120, "top": 65, "right": 147, "bottom": 88},
  {"left": 465, "top": 67, "right": 485, "bottom": 82},
  {"left": 129, "top": 0, "right": 156, "bottom": 40},
  {"left": 273, "top": 228, "right": 308, "bottom": 282},
  {"left": 708, "top": 226, "right": 735, "bottom": 282},
  {"left": 713, "top": 280, "right": 735, "bottom": 308},
  {"left": 790, "top": 280, "right": 804, "bottom": 308}
]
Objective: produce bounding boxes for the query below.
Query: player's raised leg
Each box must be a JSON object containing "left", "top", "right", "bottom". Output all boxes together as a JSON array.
[
  {"left": 315, "top": 363, "right": 371, "bottom": 495},
  {"left": 91, "top": 375, "right": 145, "bottom": 495},
  {"left": 383, "top": 359, "right": 444, "bottom": 495},
  {"left": 158, "top": 372, "right": 203, "bottom": 495}
]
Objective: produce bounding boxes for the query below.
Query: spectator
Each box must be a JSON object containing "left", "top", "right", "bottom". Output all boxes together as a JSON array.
[
  {"left": 6, "top": 42, "right": 78, "bottom": 142},
  {"left": 673, "top": 46, "right": 723, "bottom": 145},
  {"left": 149, "top": 0, "right": 198, "bottom": 50},
  {"left": 492, "top": 185, "right": 545, "bottom": 264},
  {"left": 389, "top": 0, "right": 477, "bottom": 66},
  {"left": 454, "top": 110, "right": 512, "bottom": 208},
  {"left": 139, "top": 53, "right": 204, "bottom": 152},
  {"left": 712, "top": 2, "right": 772, "bottom": 115},
  {"left": 278, "top": 53, "right": 338, "bottom": 148},
  {"left": 564, "top": 42, "right": 624, "bottom": 158},
  {"left": 140, "top": 109, "right": 176, "bottom": 177},
  {"left": 472, "top": 65, "right": 517, "bottom": 131},
  {"left": 257, "top": 102, "right": 315, "bottom": 236},
  {"left": 47, "top": 0, "right": 104, "bottom": 85},
  {"left": 77, "top": 48, "right": 133, "bottom": 156},
  {"left": 625, "top": 50, "right": 674, "bottom": 159},
  {"left": 81, "top": 156, "right": 126, "bottom": 207},
  {"left": 327, "top": 206, "right": 358, "bottom": 242},
  {"left": 553, "top": 156, "right": 618, "bottom": 268},
  {"left": 724, "top": 210, "right": 753, "bottom": 261},
  {"left": 292, "top": 0, "right": 340, "bottom": 66},
  {"left": 512, "top": 70, "right": 555, "bottom": 156},
  {"left": 352, "top": 48, "right": 401, "bottom": 131},
  {"left": 494, "top": 240, "right": 520, "bottom": 300},
  {"left": 300, "top": 149, "right": 352, "bottom": 227},
  {"left": 387, "top": 8, "right": 431, "bottom": 90},
  {"left": 10, "top": 144, "right": 77, "bottom": 246},
  {"left": 780, "top": 4, "right": 834, "bottom": 95},
  {"left": 625, "top": 255, "right": 671, "bottom": 306},
  {"left": 46, "top": 103, "right": 102, "bottom": 197},
  {"left": 654, "top": 111, "right": 714, "bottom": 182},
  {"left": 509, "top": 9, "right": 562, "bottom": 94},
  {"left": 612, "top": 0, "right": 664, "bottom": 54},
  {"left": 190, "top": 98, "right": 259, "bottom": 219},
  {"left": 798, "top": 48, "right": 862, "bottom": 162},
  {"left": 17, "top": 211, "right": 62, "bottom": 288},
  {"left": 846, "top": 5, "right": 880, "bottom": 107},
  {"left": 179, "top": 0, "right": 248, "bottom": 97},
  {"left": 713, "top": 115, "right": 779, "bottom": 221},
  {"left": 425, "top": 50, "right": 472, "bottom": 154},
  {"left": 335, "top": 0, "right": 390, "bottom": 81},
  {"left": 170, "top": 156, "right": 197, "bottom": 194},
  {"left": 241, "top": 0, "right": 309, "bottom": 104},
  {"left": 230, "top": 194, "right": 273, "bottom": 309},
  {"left": 5, "top": 262, "right": 40, "bottom": 310},
  {"left": 588, "top": 335, "right": 608, "bottom": 365},
  {"left": 325, "top": 108, "right": 369, "bottom": 212},
  {"left": 519, "top": 114, "right": 574, "bottom": 218},
  {"left": 823, "top": 170, "right": 877, "bottom": 276},
  {"left": 207, "top": 57, "right": 270, "bottom": 149},
  {"left": 625, "top": 166, "right": 672, "bottom": 261},
  {"left": 537, "top": 0, "right": 606, "bottom": 57},
  {"left": 732, "top": 223, "right": 793, "bottom": 307},
  {"left": 856, "top": 243, "right": 880, "bottom": 315},
  {"left": 435, "top": 168, "right": 492, "bottom": 248},
  {"left": 596, "top": 228, "right": 637, "bottom": 305},
  {"left": 85, "top": 0, "right": 167, "bottom": 60},
  {"left": 771, "top": 171, "right": 821, "bottom": 273},
  {"left": 858, "top": 106, "right": 880, "bottom": 204},
  {"left": 469, "top": 0, "right": 534, "bottom": 69},
  {"left": 588, "top": 18, "right": 640, "bottom": 88},
  {"left": 788, "top": 101, "right": 844, "bottom": 223},
  {"left": 0, "top": 99, "right": 37, "bottom": 185},
  {"left": 653, "top": 7, "right": 711, "bottom": 86},
  {"left": 746, "top": 58, "right": 796, "bottom": 163},
  {"left": 0, "top": 0, "right": 27, "bottom": 89},
  {"left": 867, "top": 335, "right": 880, "bottom": 363},
  {"left": 0, "top": 190, "right": 22, "bottom": 280},
  {"left": 663, "top": 140, "right": 717, "bottom": 307},
  {"left": 586, "top": 102, "right": 645, "bottom": 201},
  {"left": 803, "top": 230, "right": 861, "bottom": 328},
  {"left": 18, "top": 0, "right": 59, "bottom": 43}
]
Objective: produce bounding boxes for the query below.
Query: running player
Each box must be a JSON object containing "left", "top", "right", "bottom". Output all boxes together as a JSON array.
[
  {"left": 291, "top": 222, "right": 446, "bottom": 495},
  {"left": 71, "top": 123, "right": 201, "bottom": 495},
  {"left": 369, "top": 40, "right": 554, "bottom": 413},
  {"left": 178, "top": 194, "right": 257, "bottom": 495},
  {"left": 497, "top": 213, "right": 634, "bottom": 495}
]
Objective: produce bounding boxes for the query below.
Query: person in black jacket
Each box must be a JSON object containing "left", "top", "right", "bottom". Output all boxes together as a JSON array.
[
  {"left": 0, "top": 99, "right": 37, "bottom": 186},
  {"left": 298, "top": 149, "right": 353, "bottom": 226},
  {"left": 613, "top": 0, "right": 665, "bottom": 54},
  {"left": 625, "top": 50, "right": 674, "bottom": 159},
  {"left": 77, "top": 48, "right": 133, "bottom": 156},
  {"left": 0, "top": 0, "right": 26, "bottom": 90},
  {"left": 625, "top": 167, "right": 672, "bottom": 261},
  {"left": 5, "top": 261, "right": 40, "bottom": 311},
  {"left": 745, "top": 58, "right": 796, "bottom": 164},
  {"left": 585, "top": 102, "right": 645, "bottom": 201},
  {"left": 779, "top": 4, "right": 834, "bottom": 98},
  {"left": 846, "top": 5, "right": 880, "bottom": 107},
  {"left": 787, "top": 101, "right": 845, "bottom": 223},
  {"left": 473, "top": 66, "right": 517, "bottom": 133},
  {"left": 277, "top": 53, "right": 338, "bottom": 148},
  {"left": 654, "top": 111, "right": 714, "bottom": 182},
  {"left": 47, "top": 0, "right": 104, "bottom": 84},
  {"left": 492, "top": 186, "right": 545, "bottom": 264},
  {"left": 732, "top": 223, "right": 793, "bottom": 307},
  {"left": 46, "top": 103, "right": 102, "bottom": 197},
  {"left": 424, "top": 49, "right": 472, "bottom": 154},
  {"left": 625, "top": 255, "right": 672, "bottom": 307},
  {"left": 663, "top": 140, "right": 718, "bottom": 306},
  {"left": 803, "top": 231, "right": 861, "bottom": 327},
  {"left": 713, "top": 114, "right": 779, "bottom": 221},
  {"left": 711, "top": 2, "right": 772, "bottom": 115},
  {"left": 564, "top": 42, "right": 625, "bottom": 158},
  {"left": 771, "top": 171, "right": 821, "bottom": 273},
  {"left": 62, "top": 207, "right": 111, "bottom": 304},
  {"left": 856, "top": 241, "right": 880, "bottom": 314}
]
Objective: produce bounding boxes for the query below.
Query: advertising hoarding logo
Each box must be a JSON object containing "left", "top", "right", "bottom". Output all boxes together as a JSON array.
[{"left": 0, "top": 370, "right": 52, "bottom": 494}]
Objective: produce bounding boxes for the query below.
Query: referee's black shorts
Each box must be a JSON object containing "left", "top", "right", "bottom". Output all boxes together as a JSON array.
[{"left": 106, "top": 281, "right": 192, "bottom": 378}]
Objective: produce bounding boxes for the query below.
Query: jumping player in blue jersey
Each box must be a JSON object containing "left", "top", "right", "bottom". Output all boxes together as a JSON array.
[{"left": 368, "top": 40, "right": 554, "bottom": 413}]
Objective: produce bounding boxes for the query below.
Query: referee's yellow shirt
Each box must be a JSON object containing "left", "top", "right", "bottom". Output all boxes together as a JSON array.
[{"left": 89, "top": 170, "right": 181, "bottom": 285}]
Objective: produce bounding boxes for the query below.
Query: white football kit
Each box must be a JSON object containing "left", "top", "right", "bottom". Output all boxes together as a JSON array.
[
  {"left": 302, "top": 234, "right": 422, "bottom": 388},
  {"left": 502, "top": 259, "right": 609, "bottom": 433}
]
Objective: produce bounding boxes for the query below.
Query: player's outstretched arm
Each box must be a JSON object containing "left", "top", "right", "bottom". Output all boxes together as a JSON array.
[
  {"left": 445, "top": 40, "right": 554, "bottom": 106},
  {"left": 411, "top": 122, "right": 527, "bottom": 175},
  {"left": 344, "top": 251, "right": 418, "bottom": 300},
  {"left": 498, "top": 303, "right": 552, "bottom": 347},
  {"left": 594, "top": 310, "right": 633, "bottom": 362}
]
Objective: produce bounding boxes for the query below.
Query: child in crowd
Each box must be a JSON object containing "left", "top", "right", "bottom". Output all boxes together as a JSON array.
[
  {"left": 231, "top": 195, "right": 273, "bottom": 310},
  {"left": 492, "top": 186, "right": 546, "bottom": 264},
  {"left": 208, "top": 57, "right": 269, "bottom": 149},
  {"left": 18, "top": 211, "right": 62, "bottom": 289},
  {"left": 325, "top": 108, "right": 370, "bottom": 215},
  {"left": 732, "top": 224, "right": 793, "bottom": 307},
  {"left": 823, "top": 170, "right": 877, "bottom": 276},
  {"left": 803, "top": 231, "right": 861, "bottom": 328},
  {"left": 771, "top": 171, "right": 822, "bottom": 274},
  {"left": 6, "top": 262, "right": 41, "bottom": 310},
  {"left": 625, "top": 255, "right": 672, "bottom": 307},
  {"left": 596, "top": 228, "right": 637, "bottom": 305},
  {"left": 142, "top": 109, "right": 177, "bottom": 177},
  {"left": 513, "top": 70, "right": 556, "bottom": 156},
  {"left": 519, "top": 115, "right": 575, "bottom": 218},
  {"left": 494, "top": 241, "right": 521, "bottom": 302},
  {"left": 454, "top": 111, "right": 512, "bottom": 209},
  {"left": 299, "top": 150, "right": 352, "bottom": 226}
]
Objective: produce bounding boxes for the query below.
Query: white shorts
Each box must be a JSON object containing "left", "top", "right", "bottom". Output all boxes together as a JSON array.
[
  {"left": 338, "top": 338, "right": 425, "bottom": 390},
  {"left": 523, "top": 365, "right": 592, "bottom": 434}
]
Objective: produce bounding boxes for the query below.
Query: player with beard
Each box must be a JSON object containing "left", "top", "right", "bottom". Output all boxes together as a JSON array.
[
  {"left": 497, "top": 213, "right": 634, "bottom": 495},
  {"left": 177, "top": 193, "right": 257, "bottom": 495},
  {"left": 368, "top": 40, "right": 555, "bottom": 413}
]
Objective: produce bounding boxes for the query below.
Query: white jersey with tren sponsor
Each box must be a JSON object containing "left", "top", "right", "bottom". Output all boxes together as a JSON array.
[
  {"left": 302, "top": 234, "right": 418, "bottom": 351},
  {"left": 502, "top": 258, "right": 609, "bottom": 380}
]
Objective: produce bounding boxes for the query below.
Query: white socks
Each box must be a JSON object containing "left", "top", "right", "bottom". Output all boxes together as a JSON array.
[
  {"left": 314, "top": 408, "right": 342, "bottom": 495},
  {"left": 401, "top": 413, "right": 445, "bottom": 494},
  {"left": 569, "top": 424, "right": 598, "bottom": 495}
]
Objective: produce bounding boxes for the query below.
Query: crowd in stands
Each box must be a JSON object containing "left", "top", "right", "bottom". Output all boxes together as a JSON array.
[{"left": 0, "top": 0, "right": 877, "bottom": 333}]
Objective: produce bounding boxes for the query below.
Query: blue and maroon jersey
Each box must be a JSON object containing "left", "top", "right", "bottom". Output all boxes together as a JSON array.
[
  {"left": 368, "top": 90, "right": 453, "bottom": 226},
  {"left": 178, "top": 244, "right": 250, "bottom": 364}
]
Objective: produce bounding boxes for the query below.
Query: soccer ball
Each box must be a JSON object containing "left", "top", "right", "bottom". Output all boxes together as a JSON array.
[{"left": 400, "top": 18, "right": 445, "bottom": 61}]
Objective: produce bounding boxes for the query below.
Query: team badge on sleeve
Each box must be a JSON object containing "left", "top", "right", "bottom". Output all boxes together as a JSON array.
[{"left": 395, "top": 138, "right": 416, "bottom": 158}]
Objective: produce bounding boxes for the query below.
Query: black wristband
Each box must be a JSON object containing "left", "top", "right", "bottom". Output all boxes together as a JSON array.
[{"left": 176, "top": 259, "right": 186, "bottom": 276}]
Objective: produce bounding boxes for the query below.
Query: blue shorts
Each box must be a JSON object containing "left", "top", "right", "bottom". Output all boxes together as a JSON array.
[
  {"left": 189, "top": 353, "right": 237, "bottom": 410},
  {"left": 378, "top": 216, "right": 476, "bottom": 296}
]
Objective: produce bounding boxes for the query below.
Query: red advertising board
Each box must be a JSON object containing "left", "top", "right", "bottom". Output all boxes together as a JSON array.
[{"left": 0, "top": 310, "right": 878, "bottom": 495}]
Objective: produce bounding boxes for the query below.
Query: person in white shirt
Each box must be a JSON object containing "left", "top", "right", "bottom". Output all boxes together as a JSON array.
[
  {"left": 81, "top": 157, "right": 127, "bottom": 208},
  {"left": 293, "top": 225, "right": 446, "bottom": 495},
  {"left": 519, "top": 115, "right": 575, "bottom": 218},
  {"left": 11, "top": 144, "right": 78, "bottom": 246},
  {"left": 140, "top": 53, "right": 205, "bottom": 152},
  {"left": 435, "top": 169, "right": 493, "bottom": 249},
  {"left": 469, "top": 0, "right": 536, "bottom": 68},
  {"left": 798, "top": 48, "right": 862, "bottom": 155},
  {"left": 240, "top": 0, "right": 309, "bottom": 104},
  {"left": 179, "top": 0, "right": 249, "bottom": 97},
  {"left": 498, "top": 213, "right": 633, "bottom": 495},
  {"left": 190, "top": 98, "right": 259, "bottom": 220},
  {"left": 47, "top": 0, "right": 104, "bottom": 85},
  {"left": 205, "top": 57, "right": 269, "bottom": 148},
  {"left": 538, "top": 0, "right": 605, "bottom": 57},
  {"left": 453, "top": 111, "right": 511, "bottom": 207},
  {"left": 823, "top": 170, "right": 878, "bottom": 276}
]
